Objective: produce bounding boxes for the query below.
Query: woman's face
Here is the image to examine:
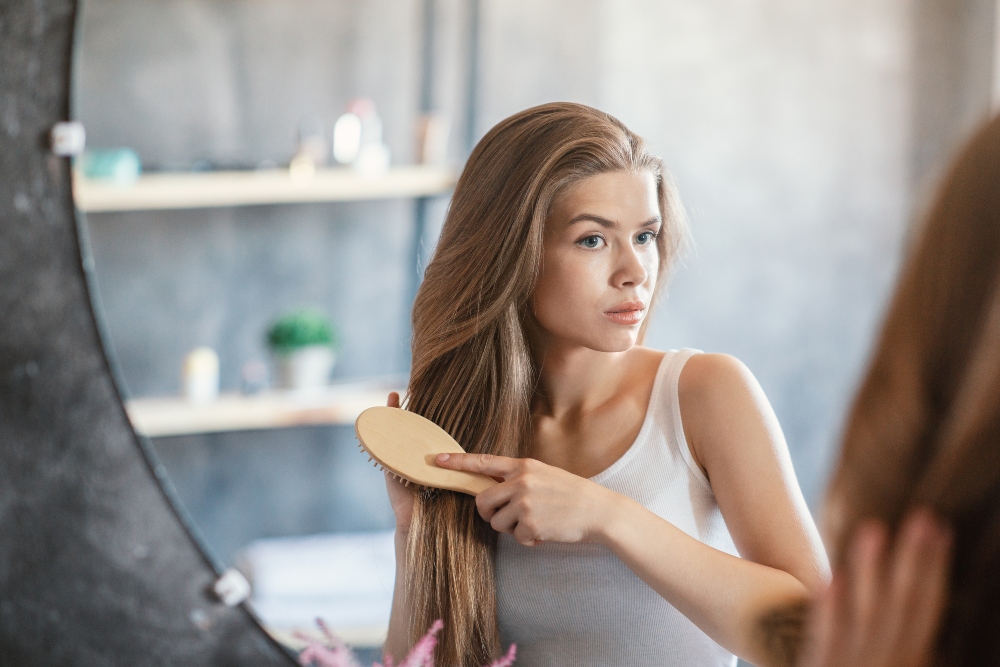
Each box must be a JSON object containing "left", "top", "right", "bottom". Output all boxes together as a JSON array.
[{"left": 532, "top": 170, "right": 662, "bottom": 353}]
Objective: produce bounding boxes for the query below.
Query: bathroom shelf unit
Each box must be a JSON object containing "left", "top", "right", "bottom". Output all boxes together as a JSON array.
[
  {"left": 126, "top": 380, "right": 404, "bottom": 438},
  {"left": 74, "top": 164, "right": 458, "bottom": 213}
]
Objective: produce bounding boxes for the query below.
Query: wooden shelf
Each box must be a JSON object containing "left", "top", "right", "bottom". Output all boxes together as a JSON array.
[
  {"left": 126, "top": 380, "right": 402, "bottom": 438},
  {"left": 74, "top": 165, "right": 457, "bottom": 212}
]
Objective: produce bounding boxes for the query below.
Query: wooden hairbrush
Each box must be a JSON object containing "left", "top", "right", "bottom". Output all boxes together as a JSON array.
[{"left": 355, "top": 406, "right": 498, "bottom": 496}]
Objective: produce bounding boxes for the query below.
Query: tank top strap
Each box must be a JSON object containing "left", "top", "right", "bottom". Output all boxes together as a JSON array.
[{"left": 658, "top": 348, "right": 713, "bottom": 492}]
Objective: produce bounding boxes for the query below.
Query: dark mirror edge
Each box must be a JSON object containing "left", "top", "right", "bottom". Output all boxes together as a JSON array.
[{"left": 0, "top": 0, "right": 297, "bottom": 663}]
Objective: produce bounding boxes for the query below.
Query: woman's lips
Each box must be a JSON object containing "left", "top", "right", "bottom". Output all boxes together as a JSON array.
[{"left": 604, "top": 302, "right": 646, "bottom": 326}]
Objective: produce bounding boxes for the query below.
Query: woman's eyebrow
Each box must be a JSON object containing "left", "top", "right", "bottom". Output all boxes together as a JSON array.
[{"left": 567, "top": 214, "right": 661, "bottom": 228}]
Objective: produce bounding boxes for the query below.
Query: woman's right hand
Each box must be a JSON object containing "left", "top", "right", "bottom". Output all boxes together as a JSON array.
[
  {"left": 801, "top": 509, "right": 952, "bottom": 667},
  {"left": 383, "top": 391, "right": 415, "bottom": 534}
]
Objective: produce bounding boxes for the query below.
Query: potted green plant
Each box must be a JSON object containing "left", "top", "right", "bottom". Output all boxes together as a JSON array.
[{"left": 266, "top": 309, "right": 339, "bottom": 391}]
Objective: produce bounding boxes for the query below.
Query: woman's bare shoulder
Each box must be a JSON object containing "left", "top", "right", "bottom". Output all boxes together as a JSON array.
[
  {"left": 676, "top": 353, "right": 770, "bottom": 468},
  {"left": 679, "top": 352, "right": 755, "bottom": 398},
  {"left": 630, "top": 348, "right": 762, "bottom": 412}
]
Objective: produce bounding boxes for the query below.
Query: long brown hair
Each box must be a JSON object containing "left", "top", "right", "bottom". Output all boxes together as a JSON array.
[
  {"left": 403, "top": 102, "right": 687, "bottom": 666},
  {"left": 824, "top": 113, "right": 1000, "bottom": 664}
]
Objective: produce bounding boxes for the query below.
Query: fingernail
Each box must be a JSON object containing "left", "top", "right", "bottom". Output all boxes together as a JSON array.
[{"left": 436, "top": 454, "right": 450, "bottom": 463}]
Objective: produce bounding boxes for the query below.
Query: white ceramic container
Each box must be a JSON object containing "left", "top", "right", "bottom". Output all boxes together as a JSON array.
[{"left": 275, "top": 345, "right": 335, "bottom": 391}]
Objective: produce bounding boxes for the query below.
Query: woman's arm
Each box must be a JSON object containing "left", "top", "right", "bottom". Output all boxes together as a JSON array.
[
  {"left": 382, "top": 392, "right": 414, "bottom": 662},
  {"left": 437, "top": 451, "right": 811, "bottom": 665},
  {"left": 601, "top": 494, "right": 810, "bottom": 664},
  {"left": 679, "top": 354, "right": 829, "bottom": 593},
  {"left": 611, "top": 353, "right": 828, "bottom": 663},
  {"left": 435, "top": 354, "right": 828, "bottom": 665},
  {"left": 796, "top": 510, "right": 951, "bottom": 667},
  {"left": 383, "top": 510, "right": 411, "bottom": 662}
]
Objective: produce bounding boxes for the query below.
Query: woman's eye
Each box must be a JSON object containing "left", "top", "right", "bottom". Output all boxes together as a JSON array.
[
  {"left": 579, "top": 235, "right": 604, "bottom": 249},
  {"left": 636, "top": 231, "right": 657, "bottom": 245}
]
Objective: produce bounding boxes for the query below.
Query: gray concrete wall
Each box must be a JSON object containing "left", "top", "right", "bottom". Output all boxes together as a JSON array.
[
  {"left": 911, "top": 0, "right": 996, "bottom": 201},
  {"left": 75, "top": 0, "right": 998, "bottom": 566}
]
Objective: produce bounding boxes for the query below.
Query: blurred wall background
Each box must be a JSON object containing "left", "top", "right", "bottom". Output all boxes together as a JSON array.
[
  {"left": 75, "top": 0, "right": 449, "bottom": 561},
  {"left": 75, "top": 0, "right": 998, "bottom": 563}
]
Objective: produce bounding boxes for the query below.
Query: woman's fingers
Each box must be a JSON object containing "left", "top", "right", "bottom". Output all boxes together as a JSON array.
[
  {"left": 885, "top": 511, "right": 952, "bottom": 666},
  {"left": 487, "top": 502, "right": 538, "bottom": 546},
  {"left": 489, "top": 502, "right": 521, "bottom": 535},
  {"left": 386, "top": 391, "right": 401, "bottom": 408},
  {"left": 435, "top": 452, "right": 521, "bottom": 479},
  {"left": 803, "top": 510, "right": 953, "bottom": 667},
  {"left": 845, "top": 521, "right": 886, "bottom": 656},
  {"left": 512, "top": 520, "right": 539, "bottom": 547},
  {"left": 475, "top": 481, "right": 517, "bottom": 521},
  {"left": 878, "top": 512, "right": 931, "bottom": 659},
  {"left": 906, "top": 520, "right": 951, "bottom": 664}
]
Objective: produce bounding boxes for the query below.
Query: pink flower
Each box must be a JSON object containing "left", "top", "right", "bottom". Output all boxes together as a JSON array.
[
  {"left": 296, "top": 618, "right": 360, "bottom": 667},
  {"left": 483, "top": 644, "right": 517, "bottom": 667},
  {"left": 297, "top": 618, "right": 515, "bottom": 667},
  {"left": 396, "top": 619, "right": 444, "bottom": 667}
]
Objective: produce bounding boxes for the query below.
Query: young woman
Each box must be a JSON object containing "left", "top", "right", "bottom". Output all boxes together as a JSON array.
[{"left": 383, "top": 103, "right": 828, "bottom": 667}]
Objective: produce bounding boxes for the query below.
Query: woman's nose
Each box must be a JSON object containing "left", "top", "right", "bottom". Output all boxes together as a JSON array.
[{"left": 612, "top": 246, "right": 648, "bottom": 287}]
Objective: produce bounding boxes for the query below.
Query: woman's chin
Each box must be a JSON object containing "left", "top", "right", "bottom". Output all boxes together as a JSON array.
[
  {"left": 543, "top": 320, "right": 641, "bottom": 353},
  {"left": 580, "top": 330, "right": 640, "bottom": 353}
]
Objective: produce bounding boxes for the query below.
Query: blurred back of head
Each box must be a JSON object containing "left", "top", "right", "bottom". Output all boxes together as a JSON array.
[{"left": 828, "top": 112, "right": 1000, "bottom": 664}]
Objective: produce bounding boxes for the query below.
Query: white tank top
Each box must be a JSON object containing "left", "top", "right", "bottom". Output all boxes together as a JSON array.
[{"left": 495, "top": 349, "right": 738, "bottom": 667}]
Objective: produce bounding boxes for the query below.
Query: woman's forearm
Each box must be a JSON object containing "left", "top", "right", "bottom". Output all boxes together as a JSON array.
[
  {"left": 383, "top": 527, "right": 411, "bottom": 662},
  {"left": 599, "top": 494, "right": 809, "bottom": 667}
]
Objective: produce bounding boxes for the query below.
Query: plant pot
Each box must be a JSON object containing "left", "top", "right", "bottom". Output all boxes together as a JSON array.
[{"left": 274, "top": 345, "right": 336, "bottom": 391}]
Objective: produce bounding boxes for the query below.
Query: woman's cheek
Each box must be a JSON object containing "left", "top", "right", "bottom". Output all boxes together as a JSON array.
[
  {"left": 538, "top": 283, "right": 589, "bottom": 336},
  {"left": 644, "top": 259, "right": 659, "bottom": 292},
  {"left": 566, "top": 246, "right": 605, "bottom": 286},
  {"left": 533, "top": 247, "right": 613, "bottom": 338},
  {"left": 563, "top": 254, "right": 606, "bottom": 319}
]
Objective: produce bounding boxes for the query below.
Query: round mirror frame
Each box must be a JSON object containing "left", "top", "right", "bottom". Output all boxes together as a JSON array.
[{"left": 0, "top": 2, "right": 295, "bottom": 663}]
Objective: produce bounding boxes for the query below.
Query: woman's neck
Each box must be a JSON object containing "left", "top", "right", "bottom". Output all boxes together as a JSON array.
[{"left": 533, "top": 339, "right": 633, "bottom": 419}]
